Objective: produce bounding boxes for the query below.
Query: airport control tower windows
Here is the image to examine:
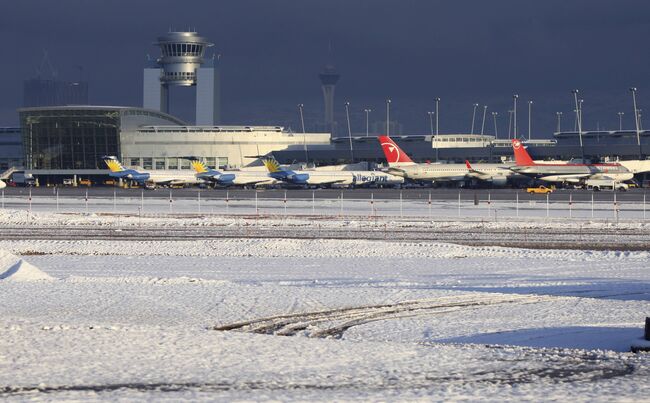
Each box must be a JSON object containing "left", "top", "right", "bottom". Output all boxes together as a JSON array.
[{"left": 143, "top": 31, "right": 219, "bottom": 124}]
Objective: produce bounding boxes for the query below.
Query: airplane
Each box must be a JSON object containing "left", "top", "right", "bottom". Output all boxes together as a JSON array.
[
  {"left": 185, "top": 157, "right": 276, "bottom": 187},
  {"left": 261, "top": 156, "right": 404, "bottom": 187},
  {"left": 103, "top": 156, "right": 202, "bottom": 188},
  {"left": 509, "top": 139, "right": 634, "bottom": 183},
  {"left": 0, "top": 180, "right": 5, "bottom": 189},
  {"left": 377, "top": 135, "right": 513, "bottom": 185}
]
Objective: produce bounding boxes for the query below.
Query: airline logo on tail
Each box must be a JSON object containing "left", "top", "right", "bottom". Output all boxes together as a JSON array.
[
  {"left": 377, "top": 135, "right": 414, "bottom": 166},
  {"left": 103, "top": 156, "right": 126, "bottom": 173},
  {"left": 190, "top": 159, "right": 210, "bottom": 174},
  {"left": 511, "top": 139, "right": 535, "bottom": 166},
  {"left": 262, "top": 157, "right": 283, "bottom": 173}
]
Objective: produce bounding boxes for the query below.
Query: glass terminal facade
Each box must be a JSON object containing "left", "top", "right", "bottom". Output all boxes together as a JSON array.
[
  {"left": 20, "top": 108, "right": 120, "bottom": 169},
  {"left": 19, "top": 107, "right": 184, "bottom": 169}
]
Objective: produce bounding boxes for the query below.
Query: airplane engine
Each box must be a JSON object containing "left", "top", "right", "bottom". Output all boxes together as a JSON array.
[
  {"left": 288, "top": 173, "right": 310, "bottom": 184},
  {"left": 129, "top": 172, "right": 151, "bottom": 183},
  {"left": 216, "top": 173, "right": 236, "bottom": 185}
]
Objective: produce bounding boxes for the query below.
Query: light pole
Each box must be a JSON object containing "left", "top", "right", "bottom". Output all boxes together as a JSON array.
[
  {"left": 480, "top": 105, "right": 488, "bottom": 135},
  {"left": 527, "top": 100, "right": 533, "bottom": 140},
  {"left": 298, "top": 103, "right": 305, "bottom": 133},
  {"left": 364, "top": 108, "right": 372, "bottom": 137},
  {"left": 435, "top": 97, "right": 440, "bottom": 136},
  {"left": 618, "top": 112, "right": 624, "bottom": 131},
  {"left": 630, "top": 87, "right": 642, "bottom": 158},
  {"left": 572, "top": 89, "right": 584, "bottom": 160},
  {"left": 298, "top": 104, "right": 308, "bottom": 163},
  {"left": 386, "top": 99, "right": 391, "bottom": 136},
  {"left": 556, "top": 112, "right": 563, "bottom": 133},
  {"left": 427, "top": 111, "right": 435, "bottom": 136},
  {"left": 492, "top": 112, "right": 498, "bottom": 139},
  {"left": 470, "top": 103, "right": 479, "bottom": 134},
  {"left": 345, "top": 101, "right": 354, "bottom": 162},
  {"left": 507, "top": 110, "right": 514, "bottom": 139},
  {"left": 513, "top": 95, "right": 519, "bottom": 139}
]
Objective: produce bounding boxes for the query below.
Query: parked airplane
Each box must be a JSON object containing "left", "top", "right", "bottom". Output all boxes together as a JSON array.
[
  {"left": 103, "top": 156, "right": 201, "bottom": 188},
  {"left": 509, "top": 139, "right": 634, "bottom": 183},
  {"left": 378, "top": 135, "right": 513, "bottom": 185},
  {"left": 184, "top": 157, "right": 278, "bottom": 187},
  {"left": 261, "top": 156, "right": 403, "bottom": 187}
]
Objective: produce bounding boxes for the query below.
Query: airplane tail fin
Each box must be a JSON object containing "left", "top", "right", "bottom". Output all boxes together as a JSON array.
[
  {"left": 261, "top": 156, "right": 283, "bottom": 173},
  {"left": 102, "top": 156, "right": 126, "bottom": 173},
  {"left": 511, "top": 139, "right": 535, "bottom": 166},
  {"left": 185, "top": 157, "right": 211, "bottom": 174},
  {"left": 377, "top": 135, "right": 414, "bottom": 166}
]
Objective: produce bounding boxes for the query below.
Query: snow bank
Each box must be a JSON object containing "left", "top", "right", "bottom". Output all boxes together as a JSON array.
[{"left": 0, "top": 248, "right": 53, "bottom": 281}]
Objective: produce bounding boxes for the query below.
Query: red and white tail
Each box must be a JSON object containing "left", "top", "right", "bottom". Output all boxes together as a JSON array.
[
  {"left": 378, "top": 135, "right": 415, "bottom": 166},
  {"left": 511, "top": 139, "right": 535, "bottom": 166}
]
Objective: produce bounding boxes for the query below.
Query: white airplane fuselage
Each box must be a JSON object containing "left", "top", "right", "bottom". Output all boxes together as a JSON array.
[
  {"left": 389, "top": 163, "right": 514, "bottom": 183},
  {"left": 141, "top": 170, "right": 203, "bottom": 186},
  {"left": 297, "top": 170, "right": 404, "bottom": 186}
]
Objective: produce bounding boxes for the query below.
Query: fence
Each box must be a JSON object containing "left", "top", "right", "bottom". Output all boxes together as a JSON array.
[{"left": 1, "top": 188, "right": 648, "bottom": 222}]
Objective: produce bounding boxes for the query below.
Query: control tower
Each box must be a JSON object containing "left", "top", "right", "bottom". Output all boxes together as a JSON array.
[
  {"left": 319, "top": 61, "right": 340, "bottom": 134},
  {"left": 143, "top": 31, "right": 220, "bottom": 125}
]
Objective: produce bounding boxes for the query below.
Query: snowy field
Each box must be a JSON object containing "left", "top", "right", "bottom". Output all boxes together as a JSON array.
[{"left": 1, "top": 225, "right": 650, "bottom": 400}]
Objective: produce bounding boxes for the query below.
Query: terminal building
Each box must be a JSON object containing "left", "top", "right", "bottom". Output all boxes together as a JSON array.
[
  {"left": 17, "top": 105, "right": 330, "bottom": 184},
  {"left": 11, "top": 105, "right": 650, "bottom": 186},
  {"left": 0, "top": 127, "right": 23, "bottom": 170}
]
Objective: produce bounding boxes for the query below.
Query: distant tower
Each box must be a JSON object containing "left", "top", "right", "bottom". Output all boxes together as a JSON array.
[
  {"left": 319, "top": 47, "right": 340, "bottom": 134},
  {"left": 143, "top": 31, "right": 220, "bottom": 125},
  {"left": 23, "top": 51, "right": 88, "bottom": 107}
]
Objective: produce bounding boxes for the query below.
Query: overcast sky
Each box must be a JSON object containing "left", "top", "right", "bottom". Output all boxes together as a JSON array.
[{"left": 1, "top": 0, "right": 649, "bottom": 136}]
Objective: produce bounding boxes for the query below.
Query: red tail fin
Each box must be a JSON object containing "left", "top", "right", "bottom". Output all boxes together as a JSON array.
[
  {"left": 465, "top": 160, "right": 472, "bottom": 170},
  {"left": 378, "top": 135, "right": 414, "bottom": 165},
  {"left": 511, "top": 139, "right": 535, "bottom": 166}
]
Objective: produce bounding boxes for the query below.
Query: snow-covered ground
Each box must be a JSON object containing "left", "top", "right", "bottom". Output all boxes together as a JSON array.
[
  {"left": 1, "top": 234, "right": 649, "bottom": 401},
  {"left": 1, "top": 191, "right": 648, "bottom": 220}
]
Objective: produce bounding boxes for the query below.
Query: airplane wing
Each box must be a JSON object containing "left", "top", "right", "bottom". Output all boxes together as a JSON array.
[
  {"left": 308, "top": 178, "right": 347, "bottom": 186},
  {"left": 237, "top": 178, "right": 274, "bottom": 186},
  {"left": 152, "top": 179, "right": 188, "bottom": 185},
  {"left": 464, "top": 160, "right": 491, "bottom": 179},
  {"left": 384, "top": 166, "right": 408, "bottom": 177},
  {"left": 464, "top": 160, "right": 484, "bottom": 175}
]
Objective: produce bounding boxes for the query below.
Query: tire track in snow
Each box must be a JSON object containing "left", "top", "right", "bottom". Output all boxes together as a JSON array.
[{"left": 213, "top": 293, "right": 558, "bottom": 339}]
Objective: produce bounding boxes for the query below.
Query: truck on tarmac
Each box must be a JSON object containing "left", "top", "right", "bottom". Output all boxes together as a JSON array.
[{"left": 584, "top": 179, "right": 628, "bottom": 191}]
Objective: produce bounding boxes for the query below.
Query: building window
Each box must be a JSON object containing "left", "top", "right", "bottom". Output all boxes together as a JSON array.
[
  {"left": 205, "top": 157, "right": 216, "bottom": 169},
  {"left": 180, "top": 158, "right": 191, "bottom": 170},
  {"left": 142, "top": 157, "right": 153, "bottom": 169},
  {"left": 154, "top": 158, "right": 165, "bottom": 170},
  {"left": 218, "top": 157, "right": 228, "bottom": 168},
  {"left": 167, "top": 158, "right": 178, "bottom": 170},
  {"left": 129, "top": 157, "right": 140, "bottom": 167}
]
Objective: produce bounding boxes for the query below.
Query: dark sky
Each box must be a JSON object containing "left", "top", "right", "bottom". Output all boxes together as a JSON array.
[{"left": 2, "top": 0, "right": 649, "bottom": 137}]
